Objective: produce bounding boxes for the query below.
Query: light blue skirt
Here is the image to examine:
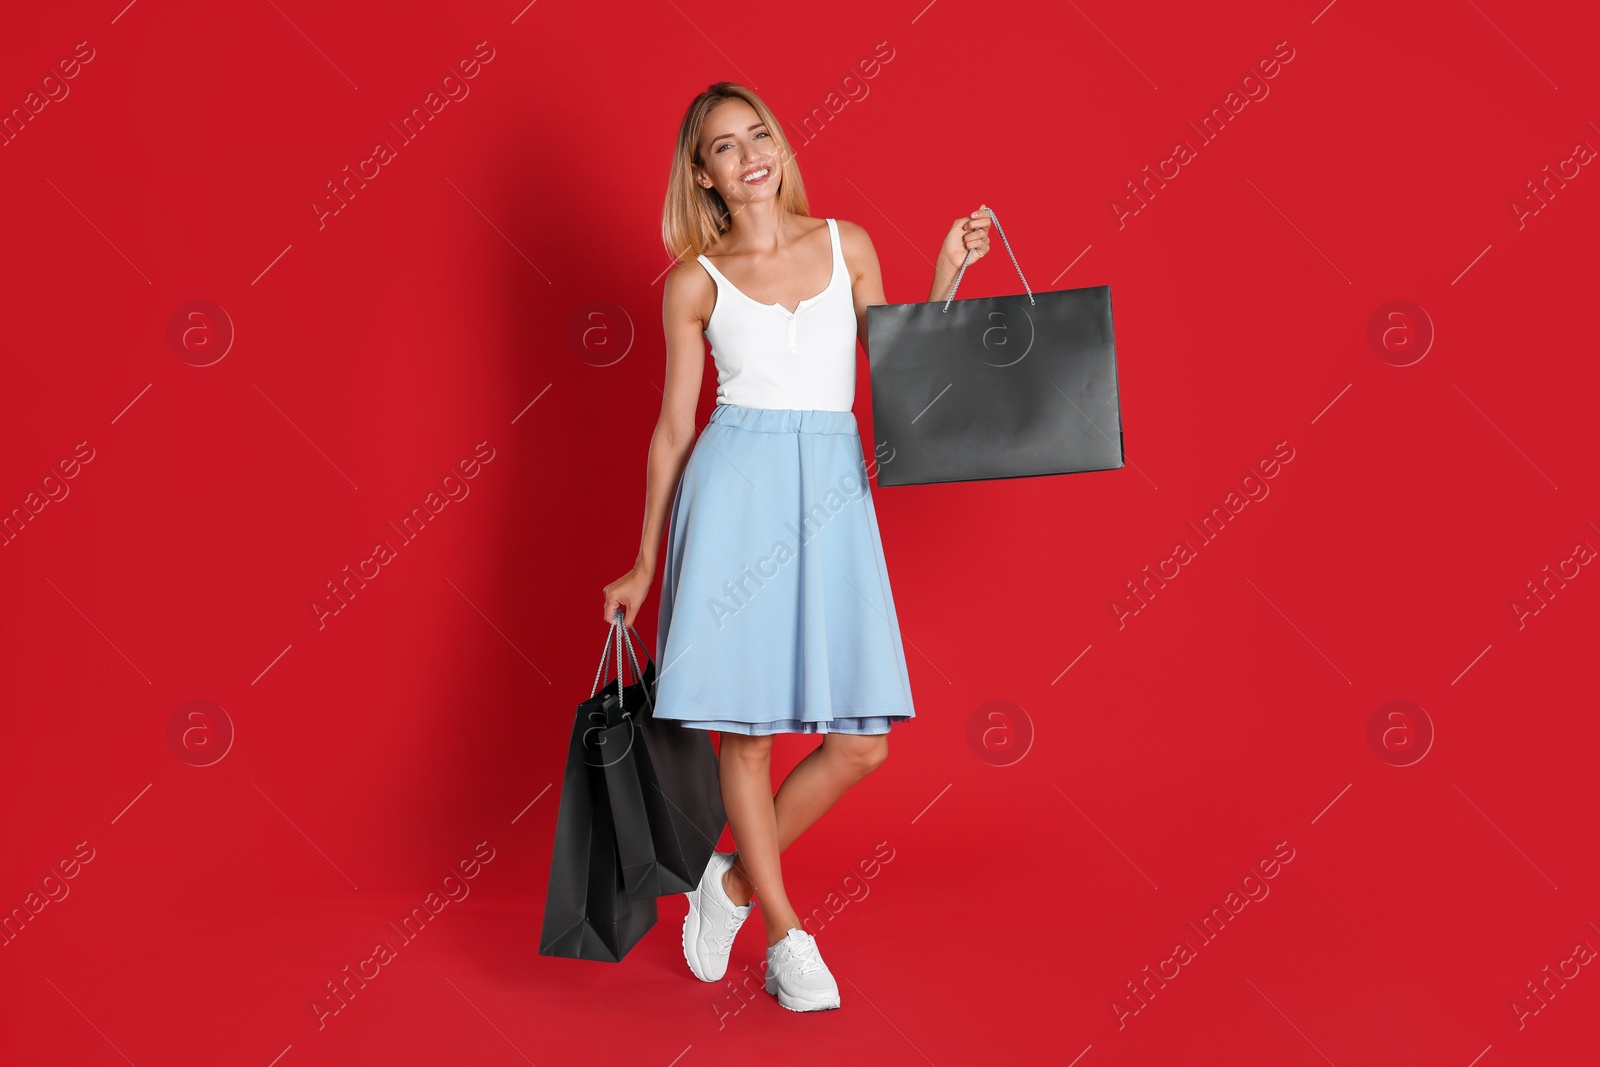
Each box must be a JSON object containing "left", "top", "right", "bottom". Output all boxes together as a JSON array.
[{"left": 653, "top": 403, "right": 916, "bottom": 736}]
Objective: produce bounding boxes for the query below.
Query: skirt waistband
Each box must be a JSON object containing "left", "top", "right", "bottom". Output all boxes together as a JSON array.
[{"left": 708, "top": 403, "right": 859, "bottom": 436}]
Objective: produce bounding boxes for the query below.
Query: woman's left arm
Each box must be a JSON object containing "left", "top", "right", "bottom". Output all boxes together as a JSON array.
[
  {"left": 842, "top": 220, "right": 886, "bottom": 356},
  {"left": 842, "top": 208, "right": 993, "bottom": 357}
]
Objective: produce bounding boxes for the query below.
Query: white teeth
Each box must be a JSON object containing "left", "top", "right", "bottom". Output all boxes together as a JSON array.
[{"left": 742, "top": 168, "right": 769, "bottom": 182}]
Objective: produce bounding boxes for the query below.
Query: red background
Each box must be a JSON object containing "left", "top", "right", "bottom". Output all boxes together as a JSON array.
[{"left": 3, "top": 1, "right": 1597, "bottom": 1064}]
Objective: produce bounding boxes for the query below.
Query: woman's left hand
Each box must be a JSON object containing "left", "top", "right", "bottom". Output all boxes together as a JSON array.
[{"left": 938, "top": 205, "right": 992, "bottom": 271}]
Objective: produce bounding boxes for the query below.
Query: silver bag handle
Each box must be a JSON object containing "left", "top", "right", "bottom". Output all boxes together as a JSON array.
[
  {"left": 588, "top": 608, "right": 652, "bottom": 718},
  {"left": 942, "top": 205, "right": 1036, "bottom": 312}
]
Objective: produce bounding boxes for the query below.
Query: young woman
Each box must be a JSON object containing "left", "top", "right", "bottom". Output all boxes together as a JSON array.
[{"left": 601, "top": 82, "right": 990, "bottom": 1012}]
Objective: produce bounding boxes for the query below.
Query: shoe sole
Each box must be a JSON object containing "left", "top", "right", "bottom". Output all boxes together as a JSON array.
[{"left": 765, "top": 973, "right": 841, "bottom": 1011}]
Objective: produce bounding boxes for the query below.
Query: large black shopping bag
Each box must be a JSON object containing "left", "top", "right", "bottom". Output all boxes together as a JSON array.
[
  {"left": 866, "top": 205, "right": 1124, "bottom": 487},
  {"left": 602, "top": 616, "right": 727, "bottom": 901},
  {"left": 539, "top": 613, "right": 728, "bottom": 962},
  {"left": 538, "top": 619, "right": 659, "bottom": 962}
]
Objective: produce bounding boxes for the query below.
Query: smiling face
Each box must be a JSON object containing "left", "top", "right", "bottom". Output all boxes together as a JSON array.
[{"left": 695, "top": 98, "right": 780, "bottom": 209}]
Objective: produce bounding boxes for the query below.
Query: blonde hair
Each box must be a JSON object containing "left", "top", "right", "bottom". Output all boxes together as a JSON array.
[{"left": 661, "top": 82, "right": 811, "bottom": 265}]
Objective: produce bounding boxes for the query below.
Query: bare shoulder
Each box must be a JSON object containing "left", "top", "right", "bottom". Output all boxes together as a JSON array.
[
  {"left": 833, "top": 219, "right": 880, "bottom": 283},
  {"left": 663, "top": 253, "right": 715, "bottom": 328},
  {"left": 834, "top": 218, "right": 875, "bottom": 250}
]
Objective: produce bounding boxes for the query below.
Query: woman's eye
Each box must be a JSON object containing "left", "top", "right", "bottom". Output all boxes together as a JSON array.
[{"left": 715, "top": 130, "right": 768, "bottom": 153}]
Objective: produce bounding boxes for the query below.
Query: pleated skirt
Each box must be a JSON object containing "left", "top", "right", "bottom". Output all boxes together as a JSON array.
[{"left": 652, "top": 403, "right": 917, "bottom": 735}]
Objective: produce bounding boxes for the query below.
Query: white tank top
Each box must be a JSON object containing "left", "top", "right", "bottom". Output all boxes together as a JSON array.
[{"left": 697, "top": 217, "right": 857, "bottom": 412}]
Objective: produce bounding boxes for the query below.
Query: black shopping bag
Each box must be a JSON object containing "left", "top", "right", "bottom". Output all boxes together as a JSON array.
[
  {"left": 602, "top": 617, "right": 727, "bottom": 901},
  {"left": 635, "top": 682, "right": 727, "bottom": 896},
  {"left": 866, "top": 205, "right": 1124, "bottom": 486},
  {"left": 538, "top": 619, "right": 660, "bottom": 962}
]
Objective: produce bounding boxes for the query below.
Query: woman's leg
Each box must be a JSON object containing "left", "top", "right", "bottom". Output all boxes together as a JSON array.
[
  {"left": 722, "top": 733, "right": 888, "bottom": 918},
  {"left": 718, "top": 732, "right": 803, "bottom": 945}
]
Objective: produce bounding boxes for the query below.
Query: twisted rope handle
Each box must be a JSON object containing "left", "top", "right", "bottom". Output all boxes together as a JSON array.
[
  {"left": 590, "top": 620, "right": 616, "bottom": 698},
  {"left": 588, "top": 608, "right": 651, "bottom": 717},
  {"left": 942, "top": 205, "right": 1035, "bottom": 312},
  {"left": 618, "top": 617, "right": 653, "bottom": 712}
]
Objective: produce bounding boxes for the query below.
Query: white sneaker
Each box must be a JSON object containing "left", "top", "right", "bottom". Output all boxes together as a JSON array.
[
  {"left": 682, "top": 851, "right": 751, "bottom": 982},
  {"left": 764, "top": 927, "right": 841, "bottom": 1011}
]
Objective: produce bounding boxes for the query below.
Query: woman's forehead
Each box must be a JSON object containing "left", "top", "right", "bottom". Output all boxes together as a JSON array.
[{"left": 702, "top": 101, "right": 762, "bottom": 144}]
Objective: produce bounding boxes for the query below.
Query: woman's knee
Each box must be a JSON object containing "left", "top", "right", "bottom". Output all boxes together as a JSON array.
[
  {"left": 828, "top": 734, "right": 888, "bottom": 777},
  {"left": 720, "top": 732, "right": 774, "bottom": 764}
]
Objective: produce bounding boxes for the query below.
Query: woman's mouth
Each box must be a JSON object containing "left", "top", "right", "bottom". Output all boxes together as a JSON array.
[{"left": 739, "top": 166, "right": 771, "bottom": 186}]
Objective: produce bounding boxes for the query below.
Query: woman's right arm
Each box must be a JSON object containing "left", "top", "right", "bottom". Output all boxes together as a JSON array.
[{"left": 601, "top": 259, "right": 708, "bottom": 627}]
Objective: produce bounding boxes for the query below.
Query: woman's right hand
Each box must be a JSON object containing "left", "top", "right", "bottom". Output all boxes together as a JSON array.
[{"left": 602, "top": 564, "right": 654, "bottom": 628}]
